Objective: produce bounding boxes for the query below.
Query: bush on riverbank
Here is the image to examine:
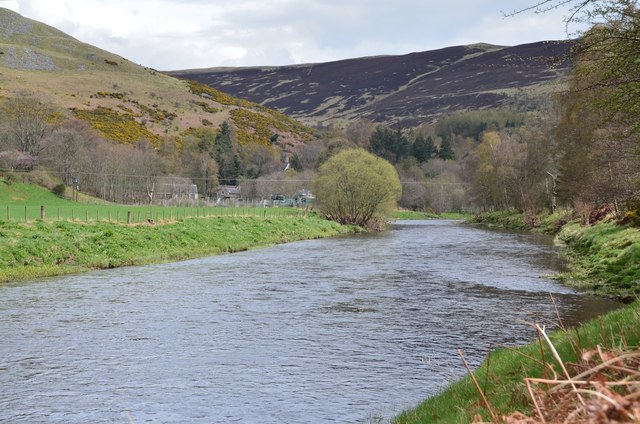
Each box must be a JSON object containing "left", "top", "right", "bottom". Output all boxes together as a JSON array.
[
  {"left": 0, "top": 215, "right": 356, "bottom": 283},
  {"left": 393, "top": 301, "right": 640, "bottom": 423}
]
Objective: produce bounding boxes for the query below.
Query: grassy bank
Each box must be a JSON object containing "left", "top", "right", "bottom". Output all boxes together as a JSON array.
[
  {"left": 392, "top": 210, "right": 474, "bottom": 220},
  {"left": 557, "top": 221, "right": 640, "bottom": 301},
  {"left": 393, "top": 301, "right": 640, "bottom": 423},
  {"left": 470, "top": 210, "right": 640, "bottom": 300},
  {"left": 0, "top": 215, "right": 356, "bottom": 283}
]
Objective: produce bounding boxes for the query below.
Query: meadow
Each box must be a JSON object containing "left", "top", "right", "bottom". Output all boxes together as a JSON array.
[
  {"left": 0, "top": 179, "right": 354, "bottom": 283},
  {"left": 0, "top": 180, "right": 304, "bottom": 223}
]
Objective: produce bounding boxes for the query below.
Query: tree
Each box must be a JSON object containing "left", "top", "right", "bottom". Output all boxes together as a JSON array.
[
  {"left": 1, "top": 97, "right": 54, "bottom": 156},
  {"left": 438, "top": 136, "right": 455, "bottom": 160},
  {"left": 525, "top": 0, "right": 640, "bottom": 212},
  {"left": 42, "top": 128, "right": 83, "bottom": 185},
  {"left": 345, "top": 119, "right": 375, "bottom": 148},
  {"left": 313, "top": 148, "right": 402, "bottom": 228},
  {"left": 412, "top": 135, "right": 436, "bottom": 163},
  {"left": 215, "top": 121, "right": 240, "bottom": 184},
  {"left": 368, "top": 125, "right": 410, "bottom": 163},
  {"left": 516, "top": 1, "right": 640, "bottom": 134}
]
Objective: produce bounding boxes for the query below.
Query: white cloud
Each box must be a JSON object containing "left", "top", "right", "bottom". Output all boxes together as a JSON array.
[{"left": 3, "top": 0, "right": 581, "bottom": 70}]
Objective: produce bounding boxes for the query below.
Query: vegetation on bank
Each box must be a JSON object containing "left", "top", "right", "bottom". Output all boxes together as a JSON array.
[
  {"left": 557, "top": 222, "right": 640, "bottom": 302},
  {"left": 0, "top": 214, "right": 356, "bottom": 284},
  {"left": 392, "top": 210, "right": 473, "bottom": 220},
  {"left": 393, "top": 300, "right": 640, "bottom": 423},
  {"left": 0, "top": 178, "right": 355, "bottom": 283},
  {"left": 469, "top": 210, "right": 640, "bottom": 300},
  {"left": 313, "top": 148, "right": 402, "bottom": 228}
]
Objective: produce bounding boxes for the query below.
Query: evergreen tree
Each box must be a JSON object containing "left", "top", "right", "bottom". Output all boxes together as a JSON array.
[
  {"left": 438, "top": 137, "right": 455, "bottom": 160},
  {"left": 215, "top": 121, "right": 238, "bottom": 184},
  {"left": 412, "top": 135, "right": 436, "bottom": 163},
  {"left": 368, "top": 125, "right": 410, "bottom": 163}
]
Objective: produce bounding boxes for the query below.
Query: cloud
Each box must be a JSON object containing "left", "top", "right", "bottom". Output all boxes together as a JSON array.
[{"left": 3, "top": 0, "right": 580, "bottom": 70}]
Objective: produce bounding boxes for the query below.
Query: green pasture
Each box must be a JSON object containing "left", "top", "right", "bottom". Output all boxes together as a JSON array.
[{"left": 0, "top": 180, "right": 304, "bottom": 223}]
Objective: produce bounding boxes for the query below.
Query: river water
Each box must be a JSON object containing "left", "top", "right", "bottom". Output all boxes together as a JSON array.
[{"left": 0, "top": 220, "right": 620, "bottom": 423}]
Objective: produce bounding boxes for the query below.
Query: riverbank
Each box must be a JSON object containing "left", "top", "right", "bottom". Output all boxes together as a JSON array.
[
  {"left": 469, "top": 210, "right": 640, "bottom": 301},
  {"left": 0, "top": 215, "right": 357, "bottom": 283},
  {"left": 394, "top": 210, "right": 640, "bottom": 423},
  {"left": 393, "top": 300, "right": 640, "bottom": 423}
]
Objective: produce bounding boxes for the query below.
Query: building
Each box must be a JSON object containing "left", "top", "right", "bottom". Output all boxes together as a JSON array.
[{"left": 216, "top": 185, "right": 241, "bottom": 204}]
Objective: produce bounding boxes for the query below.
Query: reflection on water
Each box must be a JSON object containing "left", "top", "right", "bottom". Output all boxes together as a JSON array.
[{"left": 0, "top": 220, "right": 620, "bottom": 423}]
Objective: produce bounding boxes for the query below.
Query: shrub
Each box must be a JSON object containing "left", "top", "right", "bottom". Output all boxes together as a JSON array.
[
  {"left": 313, "top": 148, "right": 402, "bottom": 228},
  {"left": 51, "top": 183, "right": 66, "bottom": 197}
]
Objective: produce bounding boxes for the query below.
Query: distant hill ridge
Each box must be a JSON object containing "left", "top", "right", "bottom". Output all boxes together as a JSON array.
[
  {"left": 0, "top": 8, "right": 312, "bottom": 150},
  {"left": 170, "top": 40, "right": 572, "bottom": 126}
]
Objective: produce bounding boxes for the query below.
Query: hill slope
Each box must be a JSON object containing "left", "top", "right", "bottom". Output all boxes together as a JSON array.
[
  {"left": 170, "top": 41, "right": 572, "bottom": 126},
  {"left": 0, "top": 8, "right": 311, "bottom": 149}
]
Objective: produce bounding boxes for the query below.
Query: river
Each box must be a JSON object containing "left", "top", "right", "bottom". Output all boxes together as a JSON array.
[{"left": 0, "top": 220, "right": 620, "bottom": 423}]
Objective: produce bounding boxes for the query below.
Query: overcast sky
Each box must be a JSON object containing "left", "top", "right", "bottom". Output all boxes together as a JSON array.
[{"left": 1, "top": 0, "right": 582, "bottom": 71}]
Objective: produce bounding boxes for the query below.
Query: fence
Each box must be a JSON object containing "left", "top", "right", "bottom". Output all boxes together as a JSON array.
[{"left": 1, "top": 204, "right": 308, "bottom": 224}]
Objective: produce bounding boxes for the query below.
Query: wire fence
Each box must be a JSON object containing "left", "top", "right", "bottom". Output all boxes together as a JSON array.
[{"left": 1, "top": 204, "right": 308, "bottom": 224}]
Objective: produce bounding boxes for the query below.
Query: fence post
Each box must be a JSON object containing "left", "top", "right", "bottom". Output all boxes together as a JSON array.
[
  {"left": 24, "top": 206, "right": 27, "bottom": 223},
  {"left": 85, "top": 210, "right": 89, "bottom": 222},
  {"left": 40, "top": 205, "right": 45, "bottom": 221},
  {"left": 127, "top": 211, "right": 132, "bottom": 225}
]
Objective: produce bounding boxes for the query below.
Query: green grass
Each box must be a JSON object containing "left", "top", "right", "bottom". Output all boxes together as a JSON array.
[
  {"left": 0, "top": 179, "right": 303, "bottom": 222},
  {"left": 0, "top": 214, "right": 356, "bottom": 283},
  {"left": 393, "top": 301, "right": 640, "bottom": 423},
  {"left": 0, "top": 178, "right": 356, "bottom": 283},
  {"left": 392, "top": 210, "right": 473, "bottom": 220},
  {"left": 557, "top": 221, "right": 640, "bottom": 300},
  {"left": 469, "top": 210, "right": 529, "bottom": 231}
]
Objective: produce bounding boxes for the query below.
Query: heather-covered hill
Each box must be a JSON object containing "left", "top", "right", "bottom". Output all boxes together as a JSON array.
[{"left": 170, "top": 41, "right": 571, "bottom": 126}]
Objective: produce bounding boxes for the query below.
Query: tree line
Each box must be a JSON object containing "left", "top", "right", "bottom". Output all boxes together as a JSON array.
[{"left": 1, "top": 0, "right": 638, "bottom": 223}]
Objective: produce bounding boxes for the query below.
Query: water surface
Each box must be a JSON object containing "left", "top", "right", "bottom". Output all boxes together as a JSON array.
[{"left": 0, "top": 220, "right": 620, "bottom": 423}]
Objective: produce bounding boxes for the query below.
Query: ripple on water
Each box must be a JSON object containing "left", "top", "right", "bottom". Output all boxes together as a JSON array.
[{"left": 0, "top": 220, "right": 621, "bottom": 423}]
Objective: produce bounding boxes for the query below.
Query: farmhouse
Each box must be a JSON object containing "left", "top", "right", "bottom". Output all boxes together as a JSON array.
[{"left": 216, "top": 185, "right": 241, "bottom": 205}]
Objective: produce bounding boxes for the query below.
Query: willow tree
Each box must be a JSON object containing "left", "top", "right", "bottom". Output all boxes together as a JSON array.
[{"left": 313, "top": 148, "right": 401, "bottom": 229}]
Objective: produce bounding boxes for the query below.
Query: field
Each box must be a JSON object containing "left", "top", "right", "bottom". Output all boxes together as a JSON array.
[
  {"left": 0, "top": 179, "right": 353, "bottom": 283},
  {"left": 0, "top": 180, "right": 304, "bottom": 223}
]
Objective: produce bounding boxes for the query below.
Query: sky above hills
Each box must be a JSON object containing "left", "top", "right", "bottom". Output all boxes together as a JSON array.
[{"left": 0, "top": 0, "right": 584, "bottom": 71}]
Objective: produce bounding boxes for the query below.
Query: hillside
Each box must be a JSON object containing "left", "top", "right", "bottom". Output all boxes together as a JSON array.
[
  {"left": 0, "top": 8, "right": 311, "bottom": 150},
  {"left": 170, "top": 41, "right": 572, "bottom": 126}
]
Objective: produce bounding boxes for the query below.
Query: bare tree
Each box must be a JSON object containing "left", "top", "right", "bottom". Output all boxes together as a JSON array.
[
  {"left": 2, "top": 97, "right": 54, "bottom": 156},
  {"left": 41, "top": 128, "right": 83, "bottom": 185}
]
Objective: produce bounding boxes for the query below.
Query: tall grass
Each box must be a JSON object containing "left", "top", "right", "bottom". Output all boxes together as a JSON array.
[{"left": 393, "top": 301, "right": 640, "bottom": 423}]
